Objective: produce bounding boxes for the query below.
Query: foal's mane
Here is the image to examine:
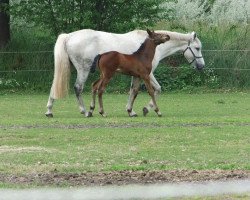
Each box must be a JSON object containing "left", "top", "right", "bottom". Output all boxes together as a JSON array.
[{"left": 133, "top": 38, "right": 150, "bottom": 54}]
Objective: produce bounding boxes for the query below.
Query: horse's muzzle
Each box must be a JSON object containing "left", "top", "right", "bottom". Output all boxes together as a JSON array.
[{"left": 196, "top": 63, "right": 205, "bottom": 71}]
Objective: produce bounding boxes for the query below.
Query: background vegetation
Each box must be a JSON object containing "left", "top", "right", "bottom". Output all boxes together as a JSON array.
[{"left": 0, "top": 0, "right": 249, "bottom": 93}]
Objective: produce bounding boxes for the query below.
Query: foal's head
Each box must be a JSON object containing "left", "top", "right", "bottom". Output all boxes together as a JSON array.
[{"left": 147, "top": 29, "right": 170, "bottom": 45}]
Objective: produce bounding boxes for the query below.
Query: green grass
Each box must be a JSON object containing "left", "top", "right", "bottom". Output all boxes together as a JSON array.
[
  {"left": 0, "top": 92, "right": 249, "bottom": 176},
  {"left": 177, "top": 194, "right": 250, "bottom": 200}
]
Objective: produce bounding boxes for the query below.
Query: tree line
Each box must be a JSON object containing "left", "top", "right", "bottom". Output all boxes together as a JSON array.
[
  {"left": 0, "top": 0, "right": 218, "bottom": 48},
  {"left": 0, "top": 0, "right": 10, "bottom": 48},
  {"left": 1, "top": 0, "right": 168, "bottom": 47}
]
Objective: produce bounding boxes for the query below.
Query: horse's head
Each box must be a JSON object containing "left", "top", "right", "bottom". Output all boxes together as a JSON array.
[
  {"left": 183, "top": 32, "right": 205, "bottom": 70},
  {"left": 147, "top": 29, "right": 170, "bottom": 45}
]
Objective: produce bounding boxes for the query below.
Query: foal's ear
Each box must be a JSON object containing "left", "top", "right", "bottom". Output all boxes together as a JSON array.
[{"left": 147, "top": 29, "right": 153, "bottom": 37}]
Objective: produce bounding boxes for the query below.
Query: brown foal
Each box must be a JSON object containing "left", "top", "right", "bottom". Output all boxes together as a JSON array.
[{"left": 88, "top": 29, "right": 170, "bottom": 117}]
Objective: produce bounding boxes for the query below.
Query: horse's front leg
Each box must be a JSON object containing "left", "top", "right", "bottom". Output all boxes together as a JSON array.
[
  {"left": 126, "top": 77, "right": 141, "bottom": 117},
  {"left": 143, "top": 73, "right": 161, "bottom": 116}
]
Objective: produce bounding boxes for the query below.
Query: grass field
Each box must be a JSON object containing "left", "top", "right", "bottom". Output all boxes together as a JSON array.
[{"left": 0, "top": 92, "right": 249, "bottom": 190}]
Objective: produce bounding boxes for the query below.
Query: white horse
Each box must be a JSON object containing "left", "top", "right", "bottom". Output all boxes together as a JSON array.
[{"left": 45, "top": 29, "right": 205, "bottom": 117}]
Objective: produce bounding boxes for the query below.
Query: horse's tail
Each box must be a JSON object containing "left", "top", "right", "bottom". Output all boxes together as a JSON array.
[
  {"left": 90, "top": 54, "right": 101, "bottom": 73},
  {"left": 51, "top": 33, "right": 71, "bottom": 99}
]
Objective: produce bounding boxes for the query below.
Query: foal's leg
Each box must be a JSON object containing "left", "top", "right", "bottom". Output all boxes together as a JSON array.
[
  {"left": 97, "top": 76, "right": 113, "bottom": 117},
  {"left": 87, "top": 79, "right": 102, "bottom": 117},
  {"left": 143, "top": 76, "right": 161, "bottom": 117},
  {"left": 143, "top": 73, "right": 162, "bottom": 116},
  {"left": 126, "top": 77, "right": 141, "bottom": 117}
]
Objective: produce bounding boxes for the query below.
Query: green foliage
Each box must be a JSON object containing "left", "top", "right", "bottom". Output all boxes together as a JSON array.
[
  {"left": 155, "top": 64, "right": 201, "bottom": 91},
  {"left": 156, "top": 21, "right": 250, "bottom": 90},
  {"left": 10, "top": 0, "right": 165, "bottom": 35},
  {"left": 0, "top": 77, "right": 28, "bottom": 89},
  {"left": 1, "top": 22, "right": 249, "bottom": 93},
  {"left": 198, "top": 24, "right": 250, "bottom": 88},
  {"left": 154, "top": 63, "right": 219, "bottom": 91},
  {"left": 2, "top": 1, "right": 250, "bottom": 93}
]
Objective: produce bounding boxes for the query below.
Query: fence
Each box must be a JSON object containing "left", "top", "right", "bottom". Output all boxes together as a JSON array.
[{"left": 0, "top": 49, "right": 250, "bottom": 91}]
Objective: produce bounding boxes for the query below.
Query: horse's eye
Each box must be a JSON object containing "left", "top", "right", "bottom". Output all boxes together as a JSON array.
[{"left": 195, "top": 47, "right": 200, "bottom": 51}]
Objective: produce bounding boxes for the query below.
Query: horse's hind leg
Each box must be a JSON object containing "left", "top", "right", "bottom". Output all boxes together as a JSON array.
[
  {"left": 126, "top": 77, "right": 141, "bottom": 117},
  {"left": 143, "top": 76, "right": 161, "bottom": 117},
  {"left": 74, "top": 67, "right": 90, "bottom": 117}
]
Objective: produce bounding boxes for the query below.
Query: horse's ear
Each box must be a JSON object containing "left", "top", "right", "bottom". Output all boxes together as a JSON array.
[{"left": 193, "top": 32, "right": 197, "bottom": 40}]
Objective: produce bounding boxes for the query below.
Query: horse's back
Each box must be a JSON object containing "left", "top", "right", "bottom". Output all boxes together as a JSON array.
[{"left": 66, "top": 29, "right": 147, "bottom": 61}]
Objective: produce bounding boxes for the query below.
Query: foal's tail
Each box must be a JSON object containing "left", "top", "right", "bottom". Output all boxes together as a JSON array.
[
  {"left": 90, "top": 54, "right": 101, "bottom": 73},
  {"left": 50, "top": 33, "right": 71, "bottom": 99}
]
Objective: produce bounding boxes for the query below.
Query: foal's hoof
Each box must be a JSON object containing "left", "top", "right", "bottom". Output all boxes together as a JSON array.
[
  {"left": 99, "top": 112, "right": 107, "bottom": 117},
  {"left": 45, "top": 113, "right": 53, "bottom": 118},
  {"left": 86, "top": 112, "right": 93, "bottom": 117},
  {"left": 143, "top": 107, "right": 149, "bottom": 116},
  {"left": 155, "top": 110, "right": 162, "bottom": 117}
]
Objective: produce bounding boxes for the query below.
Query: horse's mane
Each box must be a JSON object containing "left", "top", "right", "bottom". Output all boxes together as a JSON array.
[
  {"left": 134, "top": 29, "right": 195, "bottom": 42},
  {"left": 154, "top": 30, "right": 193, "bottom": 41}
]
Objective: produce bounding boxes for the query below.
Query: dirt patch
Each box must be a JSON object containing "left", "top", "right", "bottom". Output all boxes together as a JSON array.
[
  {"left": 1, "top": 122, "right": 250, "bottom": 130},
  {"left": 0, "top": 145, "right": 55, "bottom": 154},
  {"left": 0, "top": 170, "right": 249, "bottom": 187}
]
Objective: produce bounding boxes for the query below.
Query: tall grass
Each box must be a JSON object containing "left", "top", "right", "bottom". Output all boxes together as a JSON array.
[
  {"left": 200, "top": 24, "right": 250, "bottom": 88},
  {"left": 0, "top": 27, "right": 55, "bottom": 91},
  {"left": 155, "top": 21, "right": 250, "bottom": 90},
  {"left": 159, "top": 0, "right": 250, "bottom": 89},
  {"left": 0, "top": 23, "right": 249, "bottom": 93}
]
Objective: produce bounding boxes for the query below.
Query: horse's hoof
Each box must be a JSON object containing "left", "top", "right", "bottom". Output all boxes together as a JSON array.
[
  {"left": 45, "top": 113, "right": 53, "bottom": 118},
  {"left": 80, "top": 110, "right": 85, "bottom": 115},
  {"left": 87, "top": 112, "right": 93, "bottom": 117},
  {"left": 129, "top": 113, "right": 138, "bottom": 117},
  {"left": 157, "top": 113, "right": 162, "bottom": 117},
  {"left": 143, "top": 107, "right": 149, "bottom": 116}
]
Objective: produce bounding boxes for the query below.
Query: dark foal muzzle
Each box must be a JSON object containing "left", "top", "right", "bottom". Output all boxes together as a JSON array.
[{"left": 183, "top": 41, "right": 203, "bottom": 68}]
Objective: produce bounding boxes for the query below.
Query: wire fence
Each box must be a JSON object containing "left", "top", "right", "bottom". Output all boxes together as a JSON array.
[
  {"left": 0, "top": 49, "right": 249, "bottom": 73},
  {"left": 0, "top": 49, "right": 249, "bottom": 54}
]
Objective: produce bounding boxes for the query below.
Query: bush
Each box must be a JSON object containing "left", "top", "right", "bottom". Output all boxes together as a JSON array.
[
  {"left": 0, "top": 77, "right": 28, "bottom": 90},
  {"left": 154, "top": 63, "right": 219, "bottom": 91}
]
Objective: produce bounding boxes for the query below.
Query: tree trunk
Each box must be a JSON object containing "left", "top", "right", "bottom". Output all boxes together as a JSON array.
[
  {"left": 94, "top": 0, "right": 105, "bottom": 31},
  {"left": 0, "top": 0, "right": 10, "bottom": 48}
]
